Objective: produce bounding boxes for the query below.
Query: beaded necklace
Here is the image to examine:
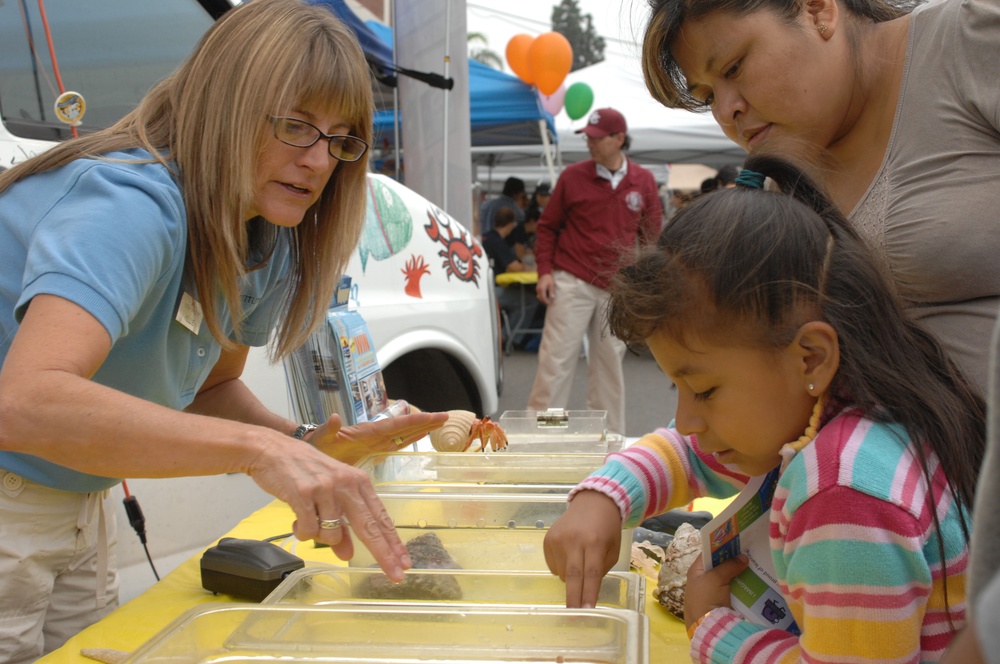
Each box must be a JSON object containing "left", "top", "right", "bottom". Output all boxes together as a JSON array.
[{"left": 779, "top": 394, "right": 826, "bottom": 471}]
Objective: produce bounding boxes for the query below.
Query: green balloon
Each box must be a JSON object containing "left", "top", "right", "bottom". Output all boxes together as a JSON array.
[{"left": 564, "top": 82, "right": 594, "bottom": 121}]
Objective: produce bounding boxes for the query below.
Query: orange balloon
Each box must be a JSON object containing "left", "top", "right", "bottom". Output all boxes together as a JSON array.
[
  {"left": 506, "top": 34, "right": 536, "bottom": 85},
  {"left": 528, "top": 32, "right": 573, "bottom": 96}
]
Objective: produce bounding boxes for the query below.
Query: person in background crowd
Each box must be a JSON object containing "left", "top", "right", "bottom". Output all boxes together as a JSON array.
[
  {"left": 482, "top": 207, "right": 526, "bottom": 276},
  {"left": 528, "top": 107, "right": 663, "bottom": 436},
  {"left": 478, "top": 176, "right": 527, "bottom": 235},
  {"left": 484, "top": 207, "right": 541, "bottom": 351},
  {"left": 698, "top": 176, "right": 719, "bottom": 196},
  {"left": 0, "top": 2, "right": 445, "bottom": 660},
  {"left": 715, "top": 163, "right": 740, "bottom": 187},
  {"left": 509, "top": 181, "right": 551, "bottom": 262},
  {"left": 664, "top": 187, "right": 695, "bottom": 220},
  {"left": 524, "top": 181, "right": 551, "bottom": 225}
]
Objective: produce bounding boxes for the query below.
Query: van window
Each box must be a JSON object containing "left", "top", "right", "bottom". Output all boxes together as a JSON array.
[{"left": 0, "top": 0, "right": 214, "bottom": 142}]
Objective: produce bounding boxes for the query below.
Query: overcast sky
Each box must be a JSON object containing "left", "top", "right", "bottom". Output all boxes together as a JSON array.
[{"left": 465, "top": 1, "right": 653, "bottom": 72}]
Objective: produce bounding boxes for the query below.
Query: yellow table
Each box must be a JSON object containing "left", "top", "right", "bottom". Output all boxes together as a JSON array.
[
  {"left": 495, "top": 272, "right": 539, "bottom": 288},
  {"left": 39, "top": 498, "right": 725, "bottom": 663},
  {"left": 495, "top": 271, "right": 541, "bottom": 355}
]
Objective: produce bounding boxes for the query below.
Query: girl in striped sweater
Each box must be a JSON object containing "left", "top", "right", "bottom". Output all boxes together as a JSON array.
[{"left": 543, "top": 155, "right": 985, "bottom": 663}]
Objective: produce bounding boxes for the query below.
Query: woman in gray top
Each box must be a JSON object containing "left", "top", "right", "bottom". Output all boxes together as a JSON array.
[{"left": 641, "top": 0, "right": 1000, "bottom": 395}]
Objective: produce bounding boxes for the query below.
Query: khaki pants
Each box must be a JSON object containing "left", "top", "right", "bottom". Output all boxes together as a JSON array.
[
  {"left": 0, "top": 471, "right": 119, "bottom": 663},
  {"left": 528, "top": 270, "right": 626, "bottom": 435}
]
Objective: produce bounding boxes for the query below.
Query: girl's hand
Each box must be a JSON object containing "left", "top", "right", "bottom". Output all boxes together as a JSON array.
[
  {"left": 307, "top": 411, "right": 449, "bottom": 465},
  {"left": 543, "top": 490, "right": 623, "bottom": 608},
  {"left": 683, "top": 554, "right": 749, "bottom": 632}
]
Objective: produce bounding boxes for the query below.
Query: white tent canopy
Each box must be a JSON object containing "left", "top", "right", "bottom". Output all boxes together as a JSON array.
[
  {"left": 471, "top": 52, "right": 746, "bottom": 187},
  {"left": 556, "top": 57, "right": 745, "bottom": 167}
]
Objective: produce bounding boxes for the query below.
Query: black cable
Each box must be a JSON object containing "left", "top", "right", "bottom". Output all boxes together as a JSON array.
[
  {"left": 263, "top": 532, "right": 294, "bottom": 543},
  {"left": 140, "top": 539, "right": 160, "bottom": 582},
  {"left": 122, "top": 485, "right": 160, "bottom": 582}
]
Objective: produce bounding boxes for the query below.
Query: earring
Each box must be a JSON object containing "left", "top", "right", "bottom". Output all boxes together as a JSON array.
[
  {"left": 818, "top": 24, "right": 828, "bottom": 35},
  {"left": 808, "top": 383, "right": 815, "bottom": 394}
]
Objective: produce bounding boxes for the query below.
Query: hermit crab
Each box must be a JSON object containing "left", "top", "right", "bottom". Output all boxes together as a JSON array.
[{"left": 429, "top": 410, "right": 509, "bottom": 453}]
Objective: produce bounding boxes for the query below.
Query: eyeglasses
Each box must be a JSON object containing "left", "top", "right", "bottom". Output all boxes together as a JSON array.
[{"left": 269, "top": 116, "right": 369, "bottom": 162}]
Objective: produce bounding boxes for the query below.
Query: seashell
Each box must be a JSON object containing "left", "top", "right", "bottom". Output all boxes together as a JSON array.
[
  {"left": 80, "top": 649, "right": 131, "bottom": 664},
  {"left": 429, "top": 410, "right": 476, "bottom": 452},
  {"left": 654, "top": 522, "right": 702, "bottom": 619}
]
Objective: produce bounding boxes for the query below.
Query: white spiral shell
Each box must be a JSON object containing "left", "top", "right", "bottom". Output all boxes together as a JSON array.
[{"left": 428, "top": 410, "right": 477, "bottom": 452}]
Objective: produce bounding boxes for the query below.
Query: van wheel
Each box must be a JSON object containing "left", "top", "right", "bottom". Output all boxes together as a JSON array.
[{"left": 381, "top": 349, "right": 480, "bottom": 416}]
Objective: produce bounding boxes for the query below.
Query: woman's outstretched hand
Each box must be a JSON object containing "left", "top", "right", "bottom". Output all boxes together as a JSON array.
[
  {"left": 308, "top": 410, "right": 449, "bottom": 465},
  {"left": 246, "top": 433, "right": 412, "bottom": 582},
  {"left": 247, "top": 409, "right": 445, "bottom": 582},
  {"left": 543, "top": 489, "right": 623, "bottom": 608}
]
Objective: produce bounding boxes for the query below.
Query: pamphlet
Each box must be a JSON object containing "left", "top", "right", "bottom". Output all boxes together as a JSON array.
[
  {"left": 327, "top": 307, "right": 389, "bottom": 423},
  {"left": 283, "top": 277, "right": 390, "bottom": 426},
  {"left": 284, "top": 311, "right": 351, "bottom": 424},
  {"left": 700, "top": 467, "right": 801, "bottom": 635}
]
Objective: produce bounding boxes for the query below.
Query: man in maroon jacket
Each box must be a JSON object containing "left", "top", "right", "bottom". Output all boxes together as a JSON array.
[{"left": 527, "top": 107, "right": 663, "bottom": 436}]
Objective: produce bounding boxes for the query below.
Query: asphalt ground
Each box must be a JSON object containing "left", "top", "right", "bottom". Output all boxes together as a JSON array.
[{"left": 495, "top": 345, "right": 678, "bottom": 439}]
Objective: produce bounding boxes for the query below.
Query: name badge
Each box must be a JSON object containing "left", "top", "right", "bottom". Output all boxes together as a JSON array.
[{"left": 175, "top": 292, "right": 203, "bottom": 335}]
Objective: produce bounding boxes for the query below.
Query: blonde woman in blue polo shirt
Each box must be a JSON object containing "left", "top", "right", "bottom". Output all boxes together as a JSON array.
[{"left": 0, "top": 1, "right": 445, "bottom": 660}]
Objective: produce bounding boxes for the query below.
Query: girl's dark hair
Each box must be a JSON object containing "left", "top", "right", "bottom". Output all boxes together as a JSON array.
[
  {"left": 608, "top": 154, "right": 984, "bottom": 551},
  {"left": 642, "top": 0, "right": 919, "bottom": 110}
]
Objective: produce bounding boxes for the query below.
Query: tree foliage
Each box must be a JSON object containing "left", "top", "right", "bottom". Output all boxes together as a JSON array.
[
  {"left": 550, "top": 0, "right": 605, "bottom": 71},
  {"left": 467, "top": 32, "right": 504, "bottom": 71}
]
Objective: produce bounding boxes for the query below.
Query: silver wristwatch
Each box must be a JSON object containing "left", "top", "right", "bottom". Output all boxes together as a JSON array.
[{"left": 291, "top": 423, "right": 320, "bottom": 440}]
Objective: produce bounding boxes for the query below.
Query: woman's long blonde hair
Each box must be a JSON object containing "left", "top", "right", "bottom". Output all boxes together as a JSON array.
[{"left": 0, "top": 0, "right": 374, "bottom": 360}]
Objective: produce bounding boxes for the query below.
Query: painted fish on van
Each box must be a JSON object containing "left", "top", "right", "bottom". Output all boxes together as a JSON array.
[{"left": 358, "top": 177, "right": 413, "bottom": 271}]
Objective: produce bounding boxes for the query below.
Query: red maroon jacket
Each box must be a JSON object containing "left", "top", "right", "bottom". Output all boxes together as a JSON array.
[{"left": 534, "top": 158, "right": 663, "bottom": 290}]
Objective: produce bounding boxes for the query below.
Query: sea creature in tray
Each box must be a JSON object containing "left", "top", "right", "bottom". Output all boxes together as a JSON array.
[
  {"left": 356, "top": 532, "right": 463, "bottom": 601},
  {"left": 429, "top": 410, "right": 509, "bottom": 453}
]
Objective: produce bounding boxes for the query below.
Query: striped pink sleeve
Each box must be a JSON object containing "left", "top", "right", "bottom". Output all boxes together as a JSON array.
[{"left": 571, "top": 428, "right": 744, "bottom": 527}]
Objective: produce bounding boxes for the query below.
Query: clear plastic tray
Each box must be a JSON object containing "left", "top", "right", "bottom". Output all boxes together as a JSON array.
[
  {"left": 349, "top": 492, "right": 632, "bottom": 573},
  {"left": 498, "top": 409, "right": 619, "bottom": 453},
  {"left": 263, "top": 564, "right": 645, "bottom": 612},
  {"left": 123, "top": 603, "right": 649, "bottom": 663},
  {"left": 356, "top": 451, "right": 608, "bottom": 489}
]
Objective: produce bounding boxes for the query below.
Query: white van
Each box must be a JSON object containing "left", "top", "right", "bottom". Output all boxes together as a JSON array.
[{"left": 1, "top": 0, "right": 502, "bottom": 599}]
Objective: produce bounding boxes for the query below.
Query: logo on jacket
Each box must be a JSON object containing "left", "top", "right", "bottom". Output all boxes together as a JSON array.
[{"left": 625, "top": 190, "right": 644, "bottom": 213}]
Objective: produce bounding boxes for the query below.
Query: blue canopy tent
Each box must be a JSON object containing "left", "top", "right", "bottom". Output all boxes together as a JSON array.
[
  {"left": 311, "top": 0, "right": 557, "bottom": 155},
  {"left": 311, "top": 0, "right": 394, "bottom": 70}
]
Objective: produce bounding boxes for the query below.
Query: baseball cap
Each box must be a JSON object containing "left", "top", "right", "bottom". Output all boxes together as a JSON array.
[{"left": 575, "top": 107, "right": 627, "bottom": 138}]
